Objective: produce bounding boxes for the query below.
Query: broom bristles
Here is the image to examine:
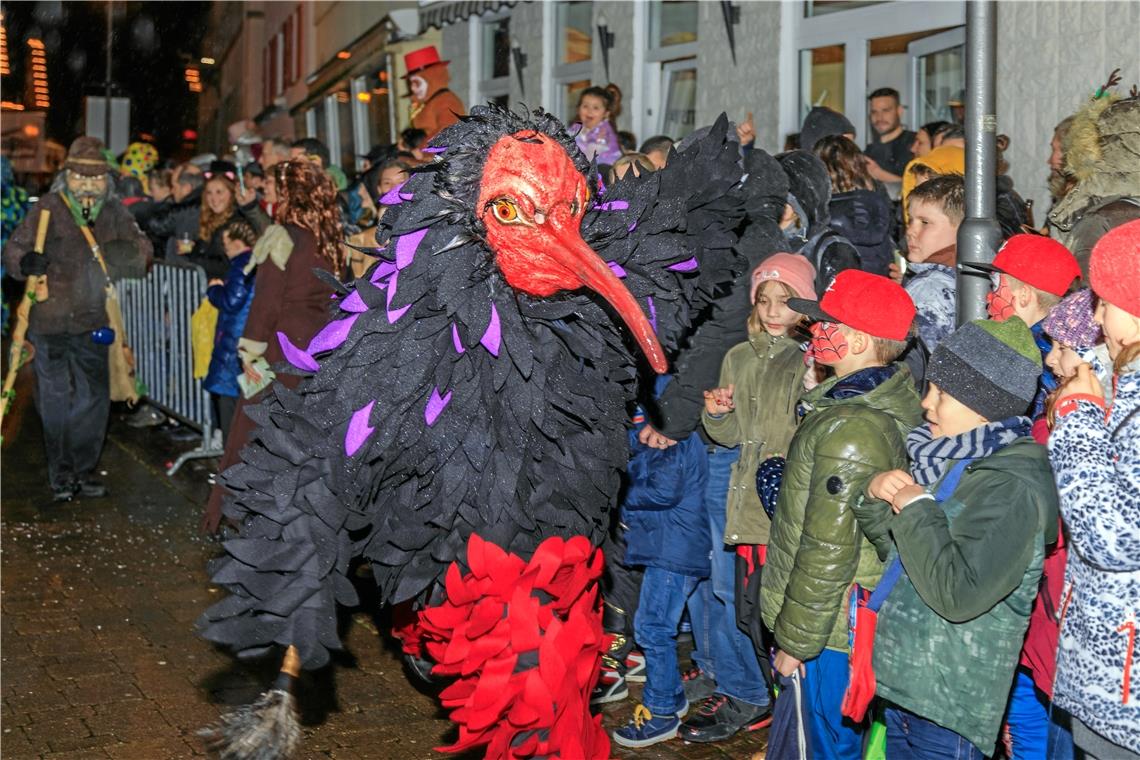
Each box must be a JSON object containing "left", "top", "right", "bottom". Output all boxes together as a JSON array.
[{"left": 199, "top": 645, "right": 302, "bottom": 759}]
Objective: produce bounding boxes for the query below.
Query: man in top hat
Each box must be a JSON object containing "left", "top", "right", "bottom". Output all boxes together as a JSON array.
[
  {"left": 3, "top": 136, "right": 152, "bottom": 502},
  {"left": 404, "top": 45, "right": 465, "bottom": 141}
]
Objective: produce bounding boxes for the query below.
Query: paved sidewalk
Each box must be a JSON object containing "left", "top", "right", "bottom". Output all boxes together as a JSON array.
[{"left": 1, "top": 384, "right": 767, "bottom": 758}]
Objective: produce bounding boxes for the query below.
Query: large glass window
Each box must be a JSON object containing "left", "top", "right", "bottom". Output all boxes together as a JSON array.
[
  {"left": 361, "top": 65, "right": 393, "bottom": 149},
  {"left": 805, "top": 1, "right": 887, "bottom": 17},
  {"left": 312, "top": 98, "right": 329, "bottom": 147},
  {"left": 481, "top": 17, "right": 511, "bottom": 80},
  {"left": 334, "top": 85, "right": 355, "bottom": 171},
  {"left": 649, "top": 1, "right": 698, "bottom": 49},
  {"left": 799, "top": 44, "right": 846, "bottom": 124},
  {"left": 558, "top": 1, "right": 592, "bottom": 64},
  {"left": 661, "top": 62, "right": 697, "bottom": 138}
]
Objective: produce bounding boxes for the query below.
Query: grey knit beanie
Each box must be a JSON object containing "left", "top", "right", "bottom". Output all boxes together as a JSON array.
[{"left": 926, "top": 318, "right": 1042, "bottom": 421}]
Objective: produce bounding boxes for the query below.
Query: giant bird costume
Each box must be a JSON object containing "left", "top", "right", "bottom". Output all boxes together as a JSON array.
[{"left": 199, "top": 106, "right": 775, "bottom": 758}]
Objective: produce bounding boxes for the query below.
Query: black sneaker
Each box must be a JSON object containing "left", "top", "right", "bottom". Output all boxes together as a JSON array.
[
  {"left": 52, "top": 483, "right": 78, "bottom": 502},
  {"left": 75, "top": 479, "right": 108, "bottom": 499},
  {"left": 678, "top": 692, "right": 772, "bottom": 743},
  {"left": 590, "top": 655, "right": 629, "bottom": 705},
  {"left": 681, "top": 665, "right": 716, "bottom": 703}
]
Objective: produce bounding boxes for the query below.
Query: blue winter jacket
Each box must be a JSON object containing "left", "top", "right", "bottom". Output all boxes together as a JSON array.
[
  {"left": 204, "top": 251, "right": 255, "bottom": 398},
  {"left": 622, "top": 379, "right": 711, "bottom": 577}
]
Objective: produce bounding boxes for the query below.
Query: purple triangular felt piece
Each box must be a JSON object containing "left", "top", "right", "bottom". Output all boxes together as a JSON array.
[
  {"left": 277, "top": 331, "right": 319, "bottom": 372},
  {"left": 480, "top": 303, "right": 501, "bottom": 357},
  {"left": 370, "top": 260, "right": 397, "bottom": 283},
  {"left": 345, "top": 400, "right": 376, "bottom": 456},
  {"left": 452, "top": 322, "right": 466, "bottom": 354},
  {"left": 422, "top": 145, "right": 447, "bottom": 154},
  {"left": 396, "top": 228, "right": 428, "bottom": 270},
  {"left": 646, "top": 296, "right": 658, "bottom": 333},
  {"left": 379, "top": 181, "right": 413, "bottom": 206},
  {"left": 595, "top": 200, "right": 629, "bottom": 211},
  {"left": 667, "top": 257, "right": 698, "bottom": 272},
  {"left": 424, "top": 387, "right": 453, "bottom": 427},
  {"left": 340, "top": 290, "right": 368, "bottom": 313},
  {"left": 607, "top": 261, "right": 627, "bottom": 278},
  {"left": 307, "top": 313, "right": 360, "bottom": 355},
  {"left": 385, "top": 270, "right": 410, "bottom": 324}
]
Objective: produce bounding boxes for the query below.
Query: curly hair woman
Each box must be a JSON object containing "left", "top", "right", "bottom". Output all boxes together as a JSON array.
[
  {"left": 203, "top": 160, "right": 341, "bottom": 532},
  {"left": 185, "top": 162, "right": 269, "bottom": 279},
  {"left": 814, "top": 134, "right": 896, "bottom": 275}
]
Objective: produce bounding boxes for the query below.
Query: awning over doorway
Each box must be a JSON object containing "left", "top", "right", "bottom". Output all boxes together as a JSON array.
[{"left": 418, "top": 0, "right": 518, "bottom": 34}]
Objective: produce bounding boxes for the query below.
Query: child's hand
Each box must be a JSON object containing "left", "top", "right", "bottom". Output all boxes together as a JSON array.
[
  {"left": 887, "top": 261, "right": 905, "bottom": 284},
  {"left": 703, "top": 384, "right": 735, "bottom": 415},
  {"left": 736, "top": 112, "right": 756, "bottom": 146},
  {"left": 1056, "top": 363, "right": 1104, "bottom": 404},
  {"left": 774, "top": 649, "right": 805, "bottom": 678},
  {"left": 242, "top": 360, "right": 263, "bottom": 385},
  {"left": 868, "top": 469, "right": 915, "bottom": 503},
  {"left": 638, "top": 422, "right": 678, "bottom": 450},
  {"left": 208, "top": 278, "right": 224, "bottom": 287},
  {"left": 891, "top": 484, "right": 928, "bottom": 514}
]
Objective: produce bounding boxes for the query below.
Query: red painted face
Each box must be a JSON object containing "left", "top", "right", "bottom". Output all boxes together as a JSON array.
[
  {"left": 477, "top": 130, "right": 667, "bottom": 373},
  {"left": 807, "top": 321, "right": 849, "bottom": 365},
  {"left": 987, "top": 274, "right": 1016, "bottom": 322}
]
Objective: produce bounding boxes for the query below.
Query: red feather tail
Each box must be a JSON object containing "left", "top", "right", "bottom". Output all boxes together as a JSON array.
[{"left": 413, "top": 533, "right": 611, "bottom": 759}]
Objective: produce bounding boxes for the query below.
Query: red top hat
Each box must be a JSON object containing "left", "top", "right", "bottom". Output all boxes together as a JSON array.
[{"left": 404, "top": 46, "right": 449, "bottom": 76}]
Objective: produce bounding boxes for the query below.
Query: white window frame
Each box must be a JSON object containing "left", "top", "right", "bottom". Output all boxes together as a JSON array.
[
  {"left": 547, "top": 1, "right": 593, "bottom": 123},
  {"left": 908, "top": 27, "right": 966, "bottom": 131},
  {"left": 641, "top": 1, "right": 699, "bottom": 138},
  {"left": 471, "top": 10, "right": 511, "bottom": 108},
  {"left": 780, "top": 1, "right": 966, "bottom": 146}
]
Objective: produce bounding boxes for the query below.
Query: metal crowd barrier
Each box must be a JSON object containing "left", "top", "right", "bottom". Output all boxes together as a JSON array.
[{"left": 117, "top": 261, "right": 223, "bottom": 475}]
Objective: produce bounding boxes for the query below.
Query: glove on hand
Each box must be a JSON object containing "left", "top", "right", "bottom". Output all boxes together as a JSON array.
[{"left": 19, "top": 250, "right": 49, "bottom": 277}]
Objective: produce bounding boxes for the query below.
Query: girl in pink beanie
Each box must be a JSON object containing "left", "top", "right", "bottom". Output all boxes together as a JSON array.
[{"left": 701, "top": 252, "right": 816, "bottom": 667}]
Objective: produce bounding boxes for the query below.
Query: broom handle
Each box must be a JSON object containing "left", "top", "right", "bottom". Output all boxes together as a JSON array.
[
  {"left": 272, "top": 645, "right": 302, "bottom": 691},
  {"left": 1, "top": 209, "right": 51, "bottom": 430}
]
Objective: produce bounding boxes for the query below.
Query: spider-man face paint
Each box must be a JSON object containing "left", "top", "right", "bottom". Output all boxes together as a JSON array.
[
  {"left": 987, "top": 273, "right": 1016, "bottom": 322},
  {"left": 808, "top": 321, "right": 849, "bottom": 365}
]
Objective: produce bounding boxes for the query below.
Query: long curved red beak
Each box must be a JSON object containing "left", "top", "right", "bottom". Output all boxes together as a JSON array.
[{"left": 548, "top": 222, "right": 668, "bottom": 374}]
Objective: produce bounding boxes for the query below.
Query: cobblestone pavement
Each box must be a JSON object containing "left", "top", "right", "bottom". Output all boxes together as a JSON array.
[{"left": 2, "top": 383, "right": 768, "bottom": 758}]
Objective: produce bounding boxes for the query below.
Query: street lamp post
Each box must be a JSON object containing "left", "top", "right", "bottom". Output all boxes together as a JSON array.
[
  {"left": 104, "top": 0, "right": 113, "bottom": 149},
  {"left": 957, "top": 0, "right": 1000, "bottom": 325}
]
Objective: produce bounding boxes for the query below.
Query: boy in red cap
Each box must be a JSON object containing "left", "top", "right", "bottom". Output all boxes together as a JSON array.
[
  {"left": 965, "top": 234, "right": 1080, "bottom": 416},
  {"left": 760, "top": 270, "right": 923, "bottom": 758}
]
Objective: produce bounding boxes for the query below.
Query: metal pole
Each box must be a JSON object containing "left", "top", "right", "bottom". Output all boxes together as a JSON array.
[
  {"left": 104, "top": 0, "right": 113, "bottom": 148},
  {"left": 957, "top": 0, "right": 1000, "bottom": 325}
]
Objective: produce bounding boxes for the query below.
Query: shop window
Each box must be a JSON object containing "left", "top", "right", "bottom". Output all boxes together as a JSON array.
[
  {"left": 361, "top": 64, "right": 394, "bottom": 150},
  {"left": 477, "top": 15, "right": 511, "bottom": 106},
  {"left": 800, "top": 44, "right": 845, "bottom": 123},
  {"left": 334, "top": 85, "right": 355, "bottom": 171},
  {"left": 558, "top": 1, "right": 592, "bottom": 64},
  {"left": 661, "top": 62, "right": 697, "bottom": 138},
  {"left": 550, "top": 2, "right": 593, "bottom": 123},
  {"left": 649, "top": 0, "right": 698, "bottom": 49},
  {"left": 805, "top": 1, "right": 887, "bottom": 17}
]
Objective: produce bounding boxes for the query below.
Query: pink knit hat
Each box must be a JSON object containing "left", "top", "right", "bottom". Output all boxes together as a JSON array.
[
  {"left": 1042, "top": 288, "right": 1103, "bottom": 349},
  {"left": 750, "top": 253, "right": 817, "bottom": 304}
]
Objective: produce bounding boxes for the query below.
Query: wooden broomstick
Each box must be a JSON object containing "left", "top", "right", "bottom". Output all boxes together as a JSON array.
[
  {"left": 198, "top": 645, "right": 302, "bottom": 759},
  {"left": 1, "top": 209, "right": 51, "bottom": 435}
]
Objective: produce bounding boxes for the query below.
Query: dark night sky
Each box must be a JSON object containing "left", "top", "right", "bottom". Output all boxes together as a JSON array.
[{"left": 2, "top": 1, "right": 209, "bottom": 158}]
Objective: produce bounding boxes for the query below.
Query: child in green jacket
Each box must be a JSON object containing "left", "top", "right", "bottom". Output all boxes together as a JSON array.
[{"left": 863, "top": 317, "right": 1059, "bottom": 758}]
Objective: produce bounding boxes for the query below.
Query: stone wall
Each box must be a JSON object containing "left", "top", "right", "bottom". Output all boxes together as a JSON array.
[{"left": 995, "top": 1, "right": 1140, "bottom": 217}]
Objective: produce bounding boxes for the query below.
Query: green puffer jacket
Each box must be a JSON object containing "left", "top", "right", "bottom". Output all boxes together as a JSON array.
[
  {"left": 856, "top": 438, "right": 1059, "bottom": 752},
  {"left": 761, "top": 364, "right": 922, "bottom": 660},
  {"left": 702, "top": 333, "right": 805, "bottom": 545}
]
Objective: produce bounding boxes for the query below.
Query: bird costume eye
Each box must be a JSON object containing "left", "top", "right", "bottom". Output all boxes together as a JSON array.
[{"left": 491, "top": 198, "right": 521, "bottom": 224}]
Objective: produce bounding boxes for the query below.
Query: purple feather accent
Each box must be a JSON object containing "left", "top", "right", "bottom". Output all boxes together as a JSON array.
[
  {"left": 385, "top": 271, "right": 410, "bottom": 323},
  {"left": 340, "top": 290, "right": 368, "bottom": 313},
  {"left": 370, "top": 260, "right": 397, "bottom": 283},
  {"left": 451, "top": 323, "right": 466, "bottom": 354},
  {"left": 667, "top": 257, "right": 698, "bottom": 272},
  {"left": 607, "top": 261, "right": 627, "bottom": 278},
  {"left": 480, "top": 303, "right": 501, "bottom": 356},
  {"left": 646, "top": 296, "right": 658, "bottom": 333},
  {"left": 595, "top": 200, "right": 629, "bottom": 211},
  {"left": 379, "top": 182, "right": 414, "bottom": 206},
  {"left": 422, "top": 145, "right": 447, "bottom": 154},
  {"left": 307, "top": 314, "right": 359, "bottom": 355},
  {"left": 277, "top": 331, "right": 319, "bottom": 371},
  {"left": 345, "top": 401, "right": 376, "bottom": 456},
  {"left": 395, "top": 228, "right": 428, "bottom": 270},
  {"left": 628, "top": 221, "right": 638, "bottom": 232},
  {"left": 424, "top": 387, "right": 453, "bottom": 426}
]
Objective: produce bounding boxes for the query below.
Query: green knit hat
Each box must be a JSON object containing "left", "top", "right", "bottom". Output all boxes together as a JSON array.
[{"left": 926, "top": 317, "right": 1042, "bottom": 420}]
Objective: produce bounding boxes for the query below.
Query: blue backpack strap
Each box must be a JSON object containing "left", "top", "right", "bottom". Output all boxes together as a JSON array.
[{"left": 867, "top": 458, "right": 975, "bottom": 612}]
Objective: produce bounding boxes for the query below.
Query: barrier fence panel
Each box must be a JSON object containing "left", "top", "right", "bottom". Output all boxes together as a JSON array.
[{"left": 118, "top": 261, "right": 223, "bottom": 475}]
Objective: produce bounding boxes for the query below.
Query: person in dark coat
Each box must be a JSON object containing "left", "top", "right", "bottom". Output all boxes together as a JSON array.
[
  {"left": 143, "top": 163, "right": 204, "bottom": 261},
  {"left": 203, "top": 218, "right": 258, "bottom": 442},
  {"left": 815, "top": 135, "right": 896, "bottom": 276},
  {"left": 203, "top": 160, "right": 341, "bottom": 532},
  {"left": 3, "top": 136, "right": 152, "bottom": 501},
  {"left": 185, "top": 161, "right": 270, "bottom": 280}
]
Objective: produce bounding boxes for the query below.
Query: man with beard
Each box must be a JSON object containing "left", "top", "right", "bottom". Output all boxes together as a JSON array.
[
  {"left": 4, "top": 137, "right": 152, "bottom": 501},
  {"left": 865, "top": 88, "right": 917, "bottom": 184}
]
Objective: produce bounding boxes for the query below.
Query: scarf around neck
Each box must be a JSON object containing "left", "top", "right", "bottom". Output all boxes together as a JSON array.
[{"left": 906, "top": 416, "right": 1032, "bottom": 487}]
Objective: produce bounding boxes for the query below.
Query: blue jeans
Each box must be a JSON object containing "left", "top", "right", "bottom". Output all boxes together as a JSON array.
[
  {"left": 698, "top": 446, "right": 769, "bottom": 707},
  {"left": 1006, "top": 670, "right": 1074, "bottom": 760},
  {"left": 802, "top": 649, "right": 863, "bottom": 760},
  {"left": 885, "top": 706, "right": 985, "bottom": 760},
  {"left": 634, "top": 567, "right": 699, "bottom": 716}
]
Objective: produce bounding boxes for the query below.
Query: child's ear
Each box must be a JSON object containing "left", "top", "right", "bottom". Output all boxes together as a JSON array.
[{"left": 849, "top": 329, "right": 870, "bottom": 356}]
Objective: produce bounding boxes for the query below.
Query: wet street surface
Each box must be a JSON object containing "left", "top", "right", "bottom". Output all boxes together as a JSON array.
[{"left": 2, "top": 379, "right": 767, "bottom": 759}]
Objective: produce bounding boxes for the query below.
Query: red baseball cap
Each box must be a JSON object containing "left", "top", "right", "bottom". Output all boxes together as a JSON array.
[
  {"left": 1089, "top": 219, "right": 1140, "bottom": 318},
  {"left": 963, "top": 234, "right": 1080, "bottom": 296},
  {"left": 788, "top": 269, "right": 916, "bottom": 341}
]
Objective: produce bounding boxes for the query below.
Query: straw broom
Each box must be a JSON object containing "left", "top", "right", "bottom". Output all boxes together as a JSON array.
[{"left": 1, "top": 209, "right": 51, "bottom": 435}]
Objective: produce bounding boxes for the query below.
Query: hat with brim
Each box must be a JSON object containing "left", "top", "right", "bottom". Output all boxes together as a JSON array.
[
  {"left": 403, "top": 46, "right": 449, "bottom": 77},
  {"left": 787, "top": 268, "right": 916, "bottom": 341},
  {"left": 787, "top": 297, "right": 838, "bottom": 324},
  {"left": 65, "top": 136, "right": 111, "bottom": 177},
  {"left": 960, "top": 234, "right": 1080, "bottom": 296}
]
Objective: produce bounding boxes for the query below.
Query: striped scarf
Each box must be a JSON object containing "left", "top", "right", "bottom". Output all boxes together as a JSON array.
[{"left": 906, "top": 416, "right": 1032, "bottom": 487}]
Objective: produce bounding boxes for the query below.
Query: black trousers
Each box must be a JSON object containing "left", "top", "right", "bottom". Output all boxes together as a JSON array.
[
  {"left": 29, "top": 332, "right": 109, "bottom": 489},
  {"left": 735, "top": 545, "right": 773, "bottom": 678},
  {"left": 212, "top": 392, "right": 238, "bottom": 443}
]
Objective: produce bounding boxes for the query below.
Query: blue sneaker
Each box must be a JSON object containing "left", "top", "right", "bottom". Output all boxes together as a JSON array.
[{"left": 612, "top": 703, "right": 688, "bottom": 748}]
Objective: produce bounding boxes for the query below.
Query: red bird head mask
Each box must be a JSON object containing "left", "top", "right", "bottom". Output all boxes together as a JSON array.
[{"left": 476, "top": 130, "right": 667, "bottom": 373}]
